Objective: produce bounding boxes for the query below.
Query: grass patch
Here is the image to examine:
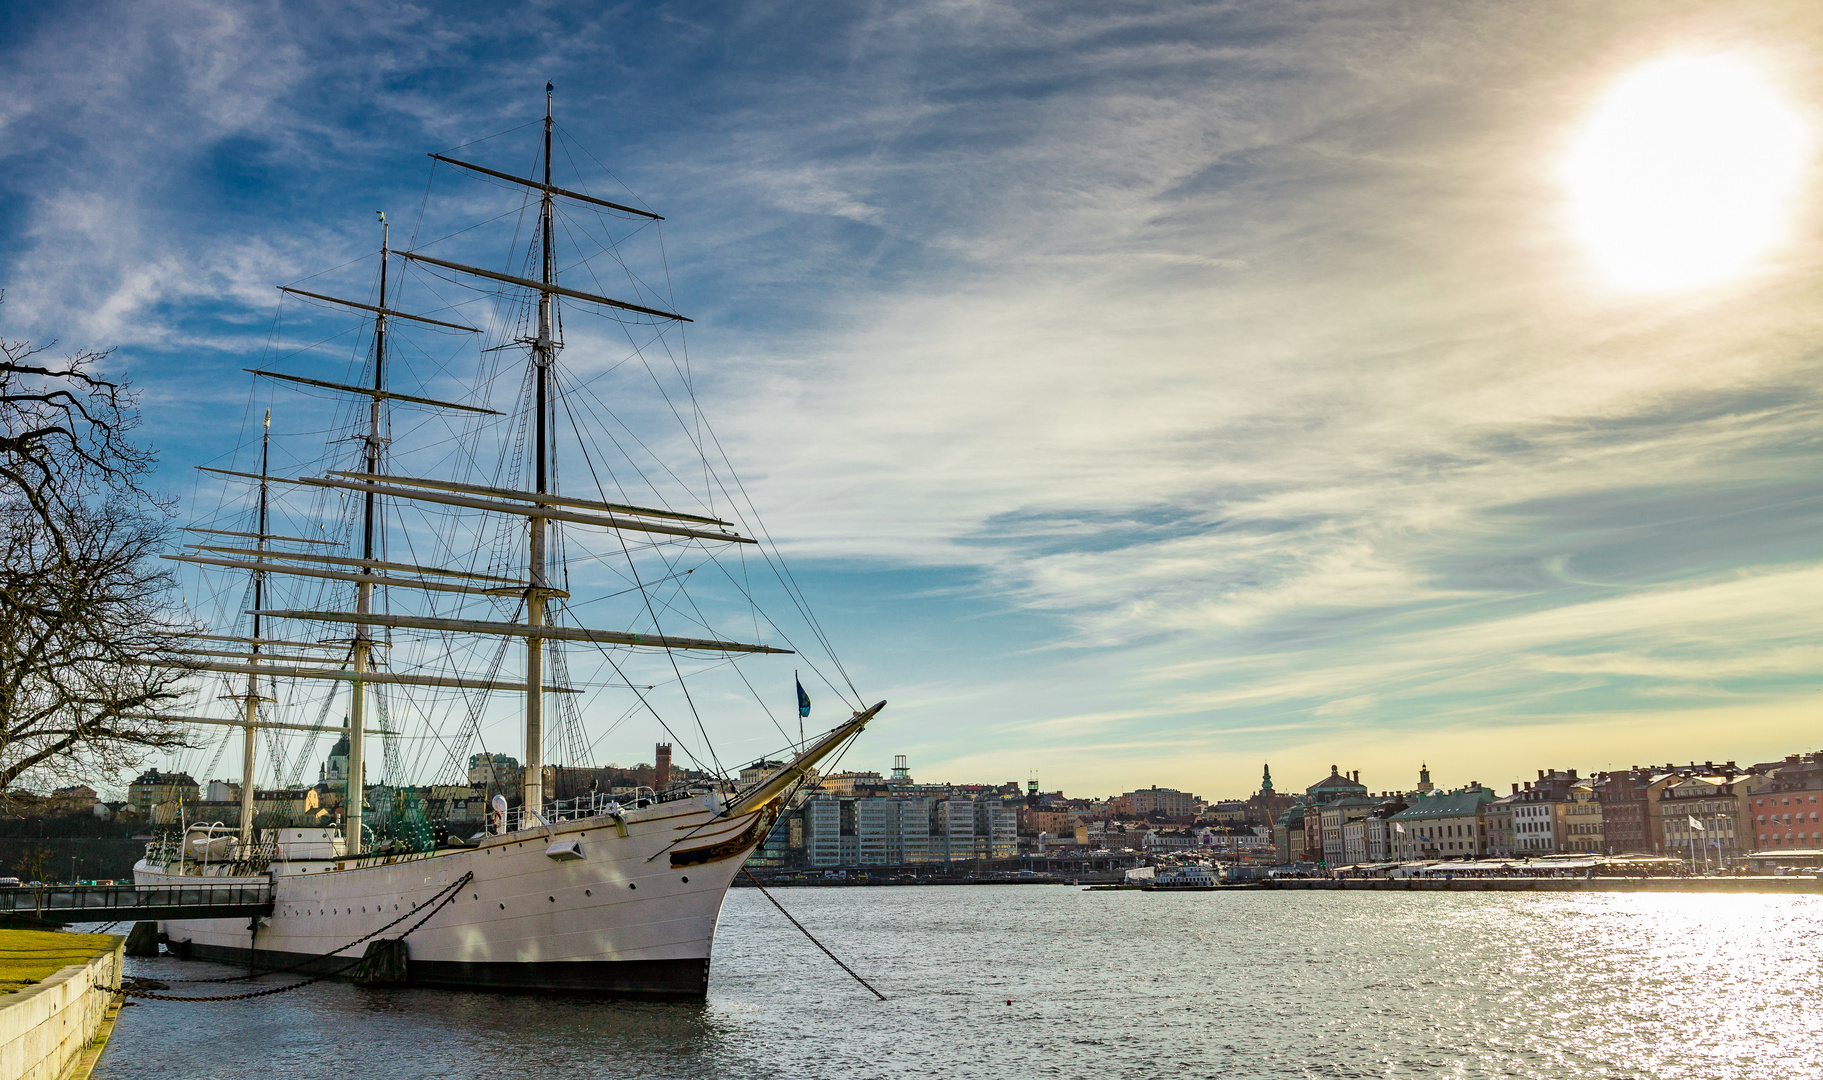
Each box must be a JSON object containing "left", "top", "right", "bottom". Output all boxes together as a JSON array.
[{"left": 0, "top": 930, "right": 120, "bottom": 995}]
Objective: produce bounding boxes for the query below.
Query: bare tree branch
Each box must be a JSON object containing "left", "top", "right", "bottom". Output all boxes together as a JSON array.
[
  {"left": 0, "top": 502, "right": 199, "bottom": 792},
  {"left": 0, "top": 300, "right": 195, "bottom": 791},
  {"left": 1, "top": 293, "right": 159, "bottom": 556}
]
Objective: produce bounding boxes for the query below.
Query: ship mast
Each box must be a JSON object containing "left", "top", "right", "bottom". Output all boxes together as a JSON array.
[
  {"left": 345, "top": 214, "right": 390, "bottom": 855},
  {"left": 524, "top": 84, "right": 555, "bottom": 819},
  {"left": 237, "top": 411, "right": 270, "bottom": 847}
]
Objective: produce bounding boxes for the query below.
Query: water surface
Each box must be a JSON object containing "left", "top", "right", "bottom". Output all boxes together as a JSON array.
[{"left": 93, "top": 886, "right": 1822, "bottom": 1078}]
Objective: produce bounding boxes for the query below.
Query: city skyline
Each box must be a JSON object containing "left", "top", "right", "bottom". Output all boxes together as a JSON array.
[{"left": 5, "top": 1, "right": 1823, "bottom": 797}]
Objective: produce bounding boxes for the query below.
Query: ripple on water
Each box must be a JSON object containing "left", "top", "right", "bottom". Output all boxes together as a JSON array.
[{"left": 90, "top": 888, "right": 1823, "bottom": 1080}]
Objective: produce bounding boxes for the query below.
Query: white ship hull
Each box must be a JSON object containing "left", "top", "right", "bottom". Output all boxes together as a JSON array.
[{"left": 136, "top": 794, "right": 776, "bottom": 998}]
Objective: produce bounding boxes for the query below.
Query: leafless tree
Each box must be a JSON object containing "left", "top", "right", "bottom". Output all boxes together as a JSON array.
[
  {"left": 0, "top": 502, "right": 195, "bottom": 792},
  {"left": 1, "top": 294, "right": 158, "bottom": 555},
  {"left": 0, "top": 298, "right": 193, "bottom": 792}
]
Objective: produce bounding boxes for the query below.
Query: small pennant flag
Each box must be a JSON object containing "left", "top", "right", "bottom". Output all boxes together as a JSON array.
[
  {"left": 796, "top": 676, "right": 811, "bottom": 719},
  {"left": 1688, "top": 815, "right": 1704, "bottom": 830}
]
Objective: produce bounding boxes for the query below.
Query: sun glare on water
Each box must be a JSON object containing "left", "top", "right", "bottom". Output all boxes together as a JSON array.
[{"left": 1564, "top": 55, "right": 1810, "bottom": 292}]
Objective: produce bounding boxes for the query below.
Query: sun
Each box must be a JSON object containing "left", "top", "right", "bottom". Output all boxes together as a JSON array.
[{"left": 1563, "top": 55, "right": 1810, "bottom": 292}]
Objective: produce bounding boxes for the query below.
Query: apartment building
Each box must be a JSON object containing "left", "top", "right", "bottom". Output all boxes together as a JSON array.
[{"left": 804, "top": 794, "right": 1015, "bottom": 868}]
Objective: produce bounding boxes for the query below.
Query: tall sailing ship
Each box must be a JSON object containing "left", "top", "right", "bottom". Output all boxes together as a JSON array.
[{"left": 134, "top": 87, "right": 881, "bottom": 997}]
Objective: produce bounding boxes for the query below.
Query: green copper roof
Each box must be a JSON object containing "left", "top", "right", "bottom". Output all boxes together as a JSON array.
[{"left": 1388, "top": 788, "right": 1492, "bottom": 820}]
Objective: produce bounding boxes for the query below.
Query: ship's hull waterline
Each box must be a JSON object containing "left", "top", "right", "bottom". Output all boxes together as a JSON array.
[{"left": 136, "top": 796, "right": 767, "bottom": 999}]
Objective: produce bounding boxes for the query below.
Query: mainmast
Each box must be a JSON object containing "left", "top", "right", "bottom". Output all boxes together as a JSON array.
[
  {"left": 238, "top": 411, "right": 270, "bottom": 847},
  {"left": 523, "top": 84, "right": 555, "bottom": 819},
  {"left": 346, "top": 213, "right": 389, "bottom": 855}
]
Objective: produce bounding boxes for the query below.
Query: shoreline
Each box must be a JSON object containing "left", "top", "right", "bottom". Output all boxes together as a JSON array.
[
  {"left": 1244, "top": 876, "right": 1823, "bottom": 893},
  {"left": 744, "top": 875, "right": 1823, "bottom": 893}
]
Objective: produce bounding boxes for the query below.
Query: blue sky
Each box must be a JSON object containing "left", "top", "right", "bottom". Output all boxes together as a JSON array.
[{"left": 5, "top": 0, "right": 1823, "bottom": 799}]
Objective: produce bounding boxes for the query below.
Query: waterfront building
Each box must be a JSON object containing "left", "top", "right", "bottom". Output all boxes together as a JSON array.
[
  {"left": 1302, "top": 802, "right": 1324, "bottom": 863},
  {"left": 1307, "top": 766, "right": 1369, "bottom": 804},
  {"left": 1387, "top": 784, "right": 1493, "bottom": 860},
  {"left": 805, "top": 797, "right": 851, "bottom": 866},
  {"left": 1339, "top": 800, "right": 1405, "bottom": 864},
  {"left": 1340, "top": 815, "right": 1367, "bottom": 864},
  {"left": 1512, "top": 769, "right": 1579, "bottom": 855},
  {"left": 1486, "top": 789, "right": 1519, "bottom": 857},
  {"left": 1565, "top": 779, "right": 1604, "bottom": 853},
  {"left": 1360, "top": 815, "right": 1390, "bottom": 863},
  {"left": 1322, "top": 794, "right": 1395, "bottom": 865},
  {"left": 1657, "top": 767, "right": 1752, "bottom": 864},
  {"left": 738, "top": 760, "right": 788, "bottom": 788},
  {"left": 803, "top": 794, "right": 1014, "bottom": 868},
  {"left": 1273, "top": 800, "right": 1307, "bottom": 865},
  {"left": 1299, "top": 767, "right": 1367, "bottom": 864},
  {"left": 1747, "top": 753, "right": 1823, "bottom": 852},
  {"left": 464, "top": 751, "right": 518, "bottom": 788},
  {"left": 1019, "top": 807, "right": 1080, "bottom": 836},
  {"left": 126, "top": 769, "right": 199, "bottom": 820},
  {"left": 823, "top": 771, "right": 887, "bottom": 797},
  {"left": 1114, "top": 786, "right": 1200, "bottom": 819},
  {"left": 1595, "top": 768, "right": 1652, "bottom": 853},
  {"left": 1199, "top": 826, "right": 1272, "bottom": 853},
  {"left": 1203, "top": 800, "right": 1250, "bottom": 824},
  {"left": 47, "top": 786, "right": 101, "bottom": 815},
  {"left": 1144, "top": 829, "right": 1201, "bottom": 852},
  {"left": 1246, "top": 764, "right": 1295, "bottom": 827}
]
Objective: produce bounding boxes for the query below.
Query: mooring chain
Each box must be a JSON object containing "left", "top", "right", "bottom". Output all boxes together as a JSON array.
[
  {"left": 165, "top": 872, "right": 477, "bottom": 985},
  {"left": 741, "top": 867, "right": 885, "bottom": 1000},
  {"left": 104, "top": 871, "right": 475, "bottom": 1002}
]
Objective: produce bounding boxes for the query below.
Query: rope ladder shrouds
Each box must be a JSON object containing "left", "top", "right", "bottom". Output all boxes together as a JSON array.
[
  {"left": 741, "top": 867, "right": 885, "bottom": 1001},
  {"left": 104, "top": 871, "right": 474, "bottom": 1002}
]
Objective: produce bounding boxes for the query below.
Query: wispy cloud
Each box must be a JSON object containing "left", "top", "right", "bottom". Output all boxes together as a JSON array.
[{"left": 4, "top": 0, "right": 1823, "bottom": 794}]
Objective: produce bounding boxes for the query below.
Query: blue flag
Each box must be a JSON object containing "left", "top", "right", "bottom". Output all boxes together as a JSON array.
[{"left": 796, "top": 676, "right": 811, "bottom": 719}]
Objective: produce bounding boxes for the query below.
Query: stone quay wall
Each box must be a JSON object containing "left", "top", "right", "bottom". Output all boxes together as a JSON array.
[{"left": 0, "top": 939, "right": 122, "bottom": 1080}]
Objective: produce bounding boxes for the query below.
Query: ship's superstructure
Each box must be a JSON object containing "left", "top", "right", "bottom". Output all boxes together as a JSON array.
[{"left": 135, "top": 87, "right": 879, "bottom": 997}]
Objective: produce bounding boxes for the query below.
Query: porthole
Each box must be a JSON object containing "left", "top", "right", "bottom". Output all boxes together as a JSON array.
[
  {"left": 629, "top": 883, "right": 637, "bottom": 890},
  {"left": 584, "top": 889, "right": 592, "bottom": 896},
  {"left": 472, "top": 893, "right": 478, "bottom": 900},
  {"left": 548, "top": 895, "right": 555, "bottom": 903},
  {"left": 499, "top": 903, "right": 505, "bottom": 910},
  {"left": 681, "top": 876, "right": 689, "bottom": 883}
]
